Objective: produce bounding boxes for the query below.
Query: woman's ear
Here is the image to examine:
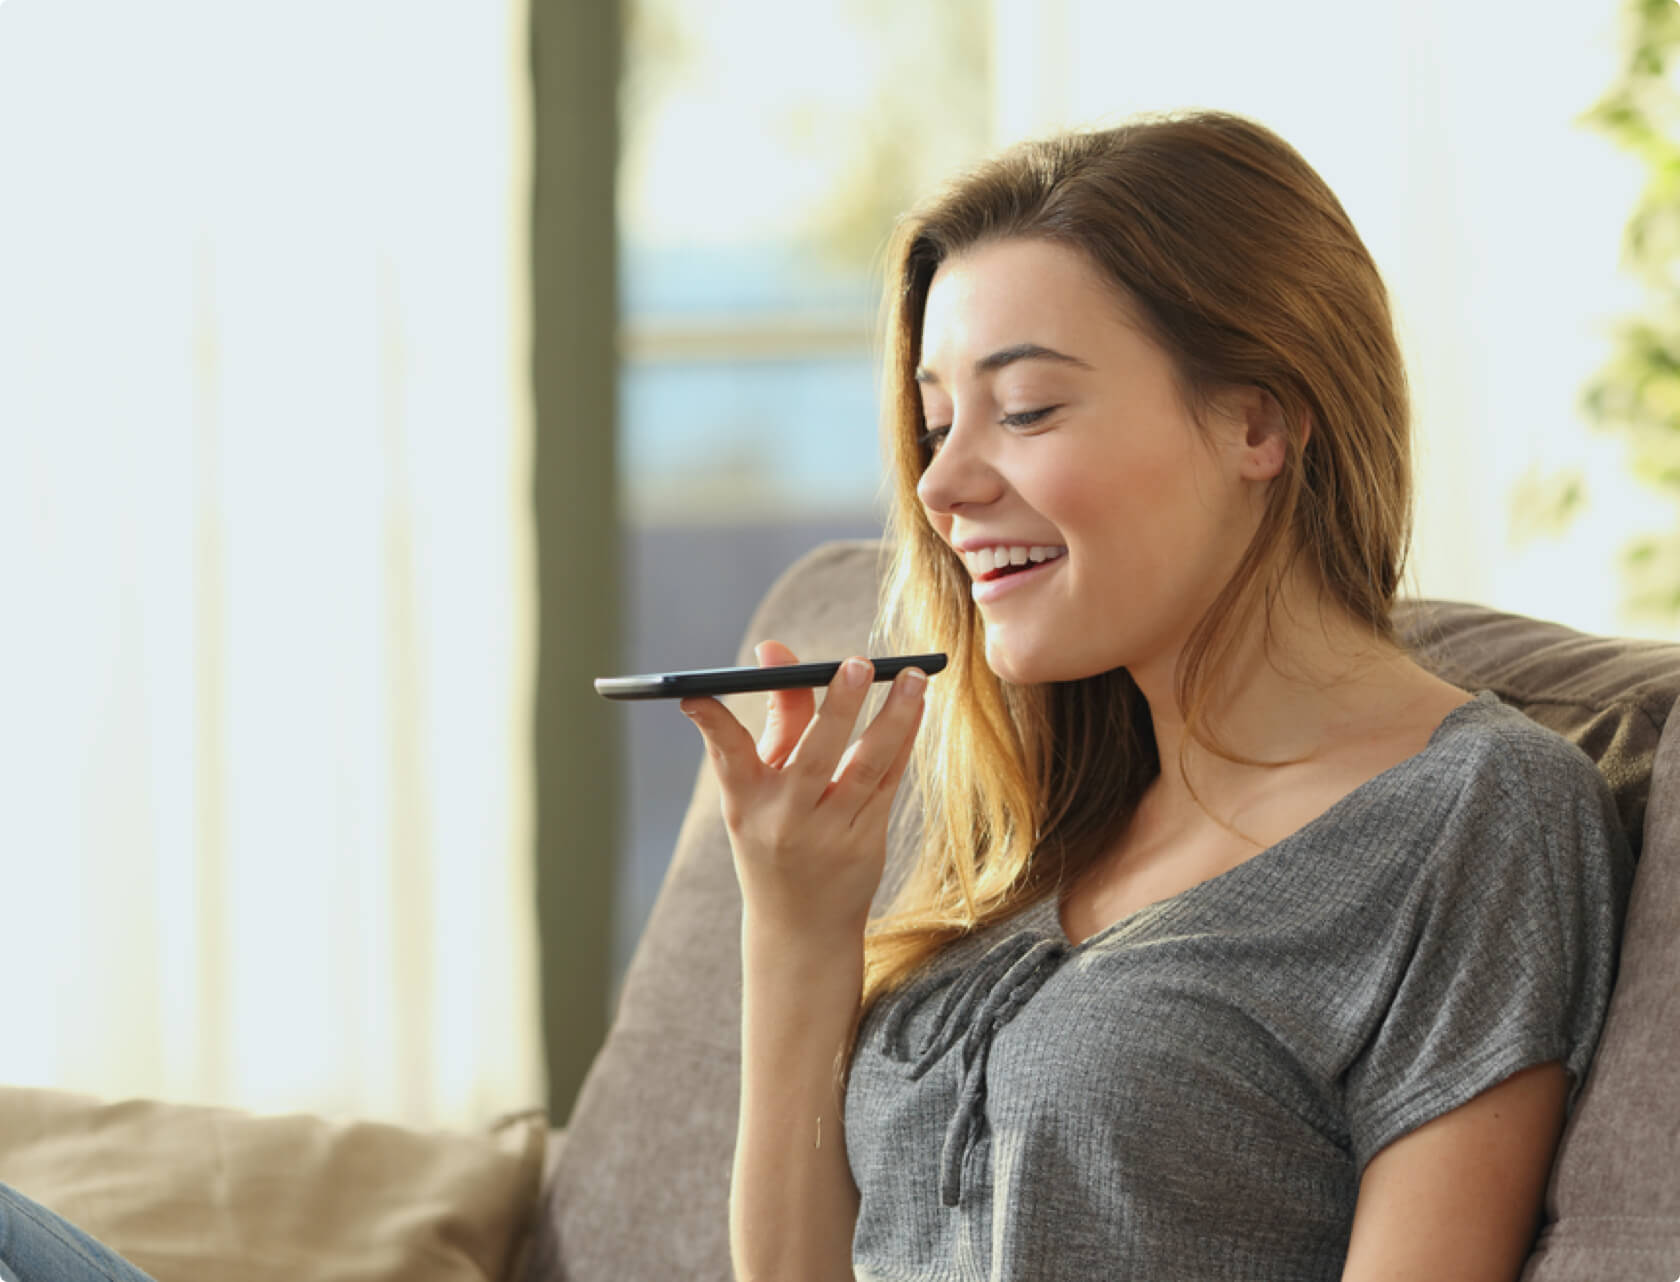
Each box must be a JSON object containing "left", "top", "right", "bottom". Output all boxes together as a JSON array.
[{"left": 1228, "top": 387, "right": 1293, "bottom": 482}]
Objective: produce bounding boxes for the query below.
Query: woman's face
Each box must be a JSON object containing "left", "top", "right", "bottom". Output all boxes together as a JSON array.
[{"left": 914, "top": 237, "right": 1275, "bottom": 687}]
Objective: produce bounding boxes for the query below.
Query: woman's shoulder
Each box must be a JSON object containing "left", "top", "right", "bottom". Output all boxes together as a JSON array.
[
  {"left": 1420, "top": 691, "right": 1611, "bottom": 806},
  {"left": 1284, "top": 689, "right": 1612, "bottom": 854},
  {"left": 1262, "top": 689, "right": 1625, "bottom": 891},
  {"left": 1363, "top": 690, "right": 1630, "bottom": 884}
]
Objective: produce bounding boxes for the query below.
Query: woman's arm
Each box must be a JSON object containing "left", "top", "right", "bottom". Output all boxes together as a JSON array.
[
  {"left": 682, "top": 643, "right": 926, "bottom": 1282},
  {"left": 731, "top": 913, "right": 867, "bottom": 1282},
  {"left": 1341, "top": 1060, "right": 1568, "bottom": 1282}
]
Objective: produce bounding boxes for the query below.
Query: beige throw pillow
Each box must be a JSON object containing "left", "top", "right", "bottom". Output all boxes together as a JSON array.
[{"left": 0, "top": 1086, "right": 545, "bottom": 1282}]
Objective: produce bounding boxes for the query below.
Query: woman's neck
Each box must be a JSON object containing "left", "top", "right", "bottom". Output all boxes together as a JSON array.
[{"left": 1127, "top": 569, "right": 1462, "bottom": 833}]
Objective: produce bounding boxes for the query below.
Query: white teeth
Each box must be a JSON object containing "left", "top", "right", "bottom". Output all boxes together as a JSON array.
[{"left": 962, "top": 544, "right": 1065, "bottom": 578}]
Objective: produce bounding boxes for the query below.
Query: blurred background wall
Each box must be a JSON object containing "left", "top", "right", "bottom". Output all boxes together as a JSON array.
[{"left": 1, "top": 0, "right": 1672, "bottom": 1128}]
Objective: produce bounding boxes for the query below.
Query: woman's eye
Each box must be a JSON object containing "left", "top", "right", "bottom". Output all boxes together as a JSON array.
[
  {"left": 916, "top": 406, "right": 1057, "bottom": 457},
  {"left": 1001, "top": 405, "right": 1059, "bottom": 428}
]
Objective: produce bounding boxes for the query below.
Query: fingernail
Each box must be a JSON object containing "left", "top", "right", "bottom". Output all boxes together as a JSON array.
[
  {"left": 842, "top": 658, "right": 871, "bottom": 688},
  {"left": 899, "top": 667, "right": 926, "bottom": 698}
]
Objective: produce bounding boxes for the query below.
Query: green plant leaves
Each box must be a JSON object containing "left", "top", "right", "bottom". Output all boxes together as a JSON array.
[{"left": 1579, "top": 0, "right": 1680, "bottom": 619}]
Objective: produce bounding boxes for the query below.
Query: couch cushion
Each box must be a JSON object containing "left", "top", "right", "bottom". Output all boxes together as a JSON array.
[
  {"left": 530, "top": 539, "right": 1680, "bottom": 1282},
  {"left": 0, "top": 1087, "right": 546, "bottom": 1282},
  {"left": 1519, "top": 713, "right": 1680, "bottom": 1281}
]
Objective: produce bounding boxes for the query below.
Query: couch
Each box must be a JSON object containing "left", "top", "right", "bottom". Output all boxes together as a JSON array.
[{"left": 4, "top": 540, "right": 1679, "bottom": 1281}]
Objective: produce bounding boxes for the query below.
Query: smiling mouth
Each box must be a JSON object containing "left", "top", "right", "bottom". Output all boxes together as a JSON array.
[{"left": 964, "top": 545, "right": 1067, "bottom": 582}]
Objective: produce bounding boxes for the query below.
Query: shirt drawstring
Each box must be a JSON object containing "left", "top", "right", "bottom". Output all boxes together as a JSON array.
[{"left": 875, "top": 929, "right": 1068, "bottom": 1207}]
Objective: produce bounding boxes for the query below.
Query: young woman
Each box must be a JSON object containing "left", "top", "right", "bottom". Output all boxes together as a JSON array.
[{"left": 680, "top": 112, "right": 1632, "bottom": 1281}]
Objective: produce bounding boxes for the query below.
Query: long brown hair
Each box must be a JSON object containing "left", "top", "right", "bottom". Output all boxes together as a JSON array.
[{"left": 861, "top": 111, "right": 1412, "bottom": 1016}]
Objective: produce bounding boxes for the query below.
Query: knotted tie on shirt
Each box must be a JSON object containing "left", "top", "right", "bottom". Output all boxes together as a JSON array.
[{"left": 878, "top": 931, "right": 1069, "bottom": 1207}]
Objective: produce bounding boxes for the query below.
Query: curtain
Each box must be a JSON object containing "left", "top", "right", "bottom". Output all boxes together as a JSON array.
[{"left": 0, "top": 0, "right": 543, "bottom": 1129}]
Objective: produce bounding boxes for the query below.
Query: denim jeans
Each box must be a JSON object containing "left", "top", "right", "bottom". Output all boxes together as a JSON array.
[{"left": 0, "top": 1182, "right": 156, "bottom": 1282}]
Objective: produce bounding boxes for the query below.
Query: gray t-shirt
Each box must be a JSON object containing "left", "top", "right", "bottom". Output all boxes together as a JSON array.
[{"left": 845, "top": 692, "right": 1634, "bottom": 1280}]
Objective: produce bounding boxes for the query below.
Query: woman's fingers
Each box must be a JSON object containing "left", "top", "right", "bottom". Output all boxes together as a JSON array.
[
  {"left": 877, "top": 684, "right": 926, "bottom": 795},
  {"left": 686, "top": 655, "right": 927, "bottom": 936},
  {"left": 754, "top": 640, "right": 814, "bottom": 768},
  {"left": 679, "top": 696, "right": 764, "bottom": 798},
  {"left": 692, "top": 657, "right": 926, "bottom": 819},
  {"left": 825, "top": 667, "right": 927, "bottom": 822},
  {"left": 782, "top": 656, "right": 878, "bottom": 802}
]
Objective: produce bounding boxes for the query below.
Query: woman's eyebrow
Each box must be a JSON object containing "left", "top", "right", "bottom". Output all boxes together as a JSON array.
[{"left": 914, "top": 343, "right": 1093, "bottom": 385}]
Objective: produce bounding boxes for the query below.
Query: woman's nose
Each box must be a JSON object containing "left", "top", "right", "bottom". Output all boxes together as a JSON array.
[{"left": 915, "top": 422, "right": 1002, "bottom": 515}]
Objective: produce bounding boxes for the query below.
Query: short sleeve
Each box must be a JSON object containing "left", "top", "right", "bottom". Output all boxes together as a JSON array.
[{"left": 1343, "top": 729, "right": 1633, "bottom": 1173}]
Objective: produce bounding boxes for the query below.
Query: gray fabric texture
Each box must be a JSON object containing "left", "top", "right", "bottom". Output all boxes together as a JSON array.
[{"left": 845, "top": 692, "right": 1633, "bottom": 1281}]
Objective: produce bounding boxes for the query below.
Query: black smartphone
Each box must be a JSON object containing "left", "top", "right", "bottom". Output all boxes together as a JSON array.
[{"left": 593, "top": 652, "right": 948, "bottom": 701}]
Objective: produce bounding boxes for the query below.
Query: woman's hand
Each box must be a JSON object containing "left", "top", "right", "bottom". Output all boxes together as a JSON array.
[{"left": 681, "top": 639, "right": 927, "bottom": 943}]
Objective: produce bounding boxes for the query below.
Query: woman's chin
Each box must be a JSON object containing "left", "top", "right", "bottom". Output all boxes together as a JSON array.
[
  {"left": 983, "top": 633, "right": 1117, "bottom": 688},
  {"left": 982, "top": 639, "right": 1058, "bottom": 687}
]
